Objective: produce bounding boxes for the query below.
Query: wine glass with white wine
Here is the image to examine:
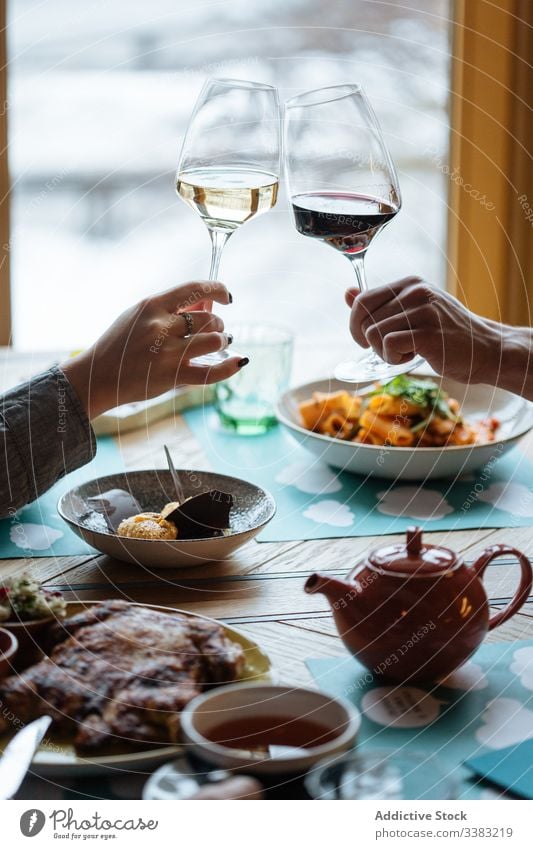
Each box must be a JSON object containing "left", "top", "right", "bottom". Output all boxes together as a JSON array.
[{"left": 176, "top": 78, "right": 281, "bottom": 366}]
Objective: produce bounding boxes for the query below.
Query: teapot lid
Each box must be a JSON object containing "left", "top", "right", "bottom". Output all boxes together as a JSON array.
[{"left": 368, "top": 526, "right": 459, "bottom": 576}]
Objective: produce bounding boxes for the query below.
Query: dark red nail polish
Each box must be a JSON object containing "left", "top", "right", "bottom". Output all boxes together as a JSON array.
[
  {"left": 238, "top": 357, "right": 249, "bottom": 368},
  {"left": 227, "top": 333, "right": 234, "bottom": 345},
  {"left": 228, "top": 292, "right": 233, "bottom": 303}
]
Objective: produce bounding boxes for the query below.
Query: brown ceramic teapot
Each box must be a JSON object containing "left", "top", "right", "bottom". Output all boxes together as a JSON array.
[{"left": 305, "top": 527, "right": 532, "bottom": 683}]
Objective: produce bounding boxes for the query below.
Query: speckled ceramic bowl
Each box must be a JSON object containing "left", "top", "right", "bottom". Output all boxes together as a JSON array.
[{"left": 58, "top": 470, "right": 276, "bottom": 568}]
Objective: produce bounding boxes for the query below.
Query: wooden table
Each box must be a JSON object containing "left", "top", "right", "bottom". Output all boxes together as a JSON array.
[
  {"left": 3, "top": 409, "right": 533, "bottom": 685},
  {"left": 2, "top": 387, "right": 533, "bottom": 799}
]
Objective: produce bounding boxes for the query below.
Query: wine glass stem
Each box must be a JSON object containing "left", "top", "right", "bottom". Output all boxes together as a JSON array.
[
  {"left": 346, "top": 252, "right": 384, "bottom": 367},
  {"left": 346, "top": 253, "right": 368, "bottom": 293},
  {"left": 208, "top": 228, "right": 232, "bottom": 280}
]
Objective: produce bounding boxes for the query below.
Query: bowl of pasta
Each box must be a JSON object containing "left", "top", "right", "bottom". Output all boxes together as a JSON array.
[{"left": 276, "top": 374, "right": 533, "bottom": 480}]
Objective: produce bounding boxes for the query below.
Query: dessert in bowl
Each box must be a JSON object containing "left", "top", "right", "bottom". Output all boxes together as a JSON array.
[{"left": 58, "top": 469, "right": 276, "bottom": 568}]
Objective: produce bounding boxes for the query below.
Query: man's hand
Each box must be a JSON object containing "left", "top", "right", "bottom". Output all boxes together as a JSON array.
[{"left": 345, "top": 276, "right": 504, "bottom": 384}]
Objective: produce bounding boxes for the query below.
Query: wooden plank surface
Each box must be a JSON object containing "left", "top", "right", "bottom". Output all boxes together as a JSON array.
[
  {"left": 1, "top": 407, "right": 532, "bottom": 689},
  {"left": 1, "top": 376, "right": 532, "bottom": 803}
]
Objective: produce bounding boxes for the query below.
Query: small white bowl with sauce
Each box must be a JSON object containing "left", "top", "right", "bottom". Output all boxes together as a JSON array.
[{"left": 180, "top": 683, "right": 361, "bottom": 776}]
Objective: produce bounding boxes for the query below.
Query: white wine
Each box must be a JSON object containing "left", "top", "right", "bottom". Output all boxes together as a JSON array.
[{"left": 176, "top": 167, "right": 279, "bottom": 230}]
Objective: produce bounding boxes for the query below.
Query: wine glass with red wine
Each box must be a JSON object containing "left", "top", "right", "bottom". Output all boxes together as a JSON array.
[{"left": 284, "top": 83, "right": 425, "bottom": 383}]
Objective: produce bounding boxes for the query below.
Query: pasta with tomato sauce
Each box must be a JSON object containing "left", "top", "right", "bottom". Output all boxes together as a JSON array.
[{"left": 298, "top": 375, "right": 499, "bottom": 448}]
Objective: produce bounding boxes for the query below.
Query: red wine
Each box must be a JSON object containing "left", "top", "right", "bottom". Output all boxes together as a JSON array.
[{"left": 291, "top": 191, "right": 398, "bottom": 255}]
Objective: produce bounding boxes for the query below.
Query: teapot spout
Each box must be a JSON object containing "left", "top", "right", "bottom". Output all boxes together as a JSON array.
[{"left": 305, "top": 573, "right": 353, "bottom": 608}]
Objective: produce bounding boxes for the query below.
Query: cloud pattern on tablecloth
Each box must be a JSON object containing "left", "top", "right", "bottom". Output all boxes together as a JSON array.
[
  {"left": 439, "top": 661, "right": 489, "bottom": 692},
  {"left": 275, "top": 461, "right": 342, "bottom": 495},
  {"left": 361, "top": 687, "right": 446, "bottom": 727},
  {"left": 9, "top": 523, "right": 64, "bottom": 551},
  {"left": 510, "top": 647, "right": 533, "bottom": 691},
  {"left": 476, "top": 482, "right": 533, "bottom": 518},
  {"left": 376, "top": 486, "right": 454, "bottom": 520},
  {"left": 303, "top": 500, "right": 355, "bottom": 528},
  {"left": 475, "top": 698, "right": 533, "bottom": 749},
  {"left": 280, "top": 468, "right": 533, "bottom": 527}
]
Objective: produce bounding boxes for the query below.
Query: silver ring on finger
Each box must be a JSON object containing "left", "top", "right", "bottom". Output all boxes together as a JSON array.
[{"left": 180, "top": 311, "right": 194, "bottom": 337}]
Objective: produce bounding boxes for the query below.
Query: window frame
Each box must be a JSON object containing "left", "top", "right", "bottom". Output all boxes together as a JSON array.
[{"left": 1, "top": 1, "right": 531, "bottom": 344}]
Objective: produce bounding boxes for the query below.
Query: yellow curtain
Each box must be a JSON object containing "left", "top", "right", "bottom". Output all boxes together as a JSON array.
[{"left": 448, "top": 0, "right": 533, "bottom": 326}]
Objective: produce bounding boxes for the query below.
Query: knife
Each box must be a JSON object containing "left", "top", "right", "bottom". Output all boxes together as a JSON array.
[
  {"left": 0, "top": 715, "right": 52, "bottom": 799},
  {"left": 164, "top": 444, "right": 186, "bottom": 504}
]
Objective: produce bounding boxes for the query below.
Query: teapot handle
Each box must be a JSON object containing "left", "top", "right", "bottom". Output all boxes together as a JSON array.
[{"left": 472, "top": 544, "right": 532, "bottom": 631}]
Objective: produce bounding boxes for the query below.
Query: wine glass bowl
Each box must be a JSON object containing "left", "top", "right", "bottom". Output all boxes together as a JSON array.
[
  {"left": 176, "top": 78, "right": 281, "bottom": 366},
  {"left": 177, "top": 166, "right": 279, "bottom": 234},
  {"left": 284, "top": 83, "right": 424, "bottom": 383}
]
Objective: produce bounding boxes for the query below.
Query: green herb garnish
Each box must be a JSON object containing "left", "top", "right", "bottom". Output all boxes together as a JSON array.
[
  {"left": 371, "top": 375, "right": 461, "bottom": 422},
  {"left": 411, "top": 415, "right": 433, "bottom": 433}
]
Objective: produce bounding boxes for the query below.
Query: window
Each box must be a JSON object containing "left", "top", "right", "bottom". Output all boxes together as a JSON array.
[{"left": 7, "top": 0, "right": 451, "bottom": 353}]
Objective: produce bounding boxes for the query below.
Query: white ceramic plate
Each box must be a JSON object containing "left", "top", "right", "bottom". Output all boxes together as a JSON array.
[
  {"left": 58, "top": 469, "right": 276, "bottom": 568},
  {"left": 276, "top": 376, "right": 533, "bottom": 480},
  {"left": 0, "top": 602, "right": 273, "bottom": 776}
]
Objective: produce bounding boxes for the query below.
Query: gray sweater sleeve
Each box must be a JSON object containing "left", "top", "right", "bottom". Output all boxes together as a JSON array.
[{"left": 0, "top": 365, "right": 96, "bottom": 518}]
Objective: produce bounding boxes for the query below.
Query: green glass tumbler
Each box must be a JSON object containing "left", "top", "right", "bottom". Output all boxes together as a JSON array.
[{"left": 214, "top": 324, "right": 293, "bottom": 435}]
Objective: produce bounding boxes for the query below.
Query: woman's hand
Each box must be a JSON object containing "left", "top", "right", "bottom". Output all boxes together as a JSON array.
[
  {"left": 345, "top": 276, "right": 505, "bottom": 385},
  {"left": 62, "top": 280, "right": 247, "bottom": 419}
]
